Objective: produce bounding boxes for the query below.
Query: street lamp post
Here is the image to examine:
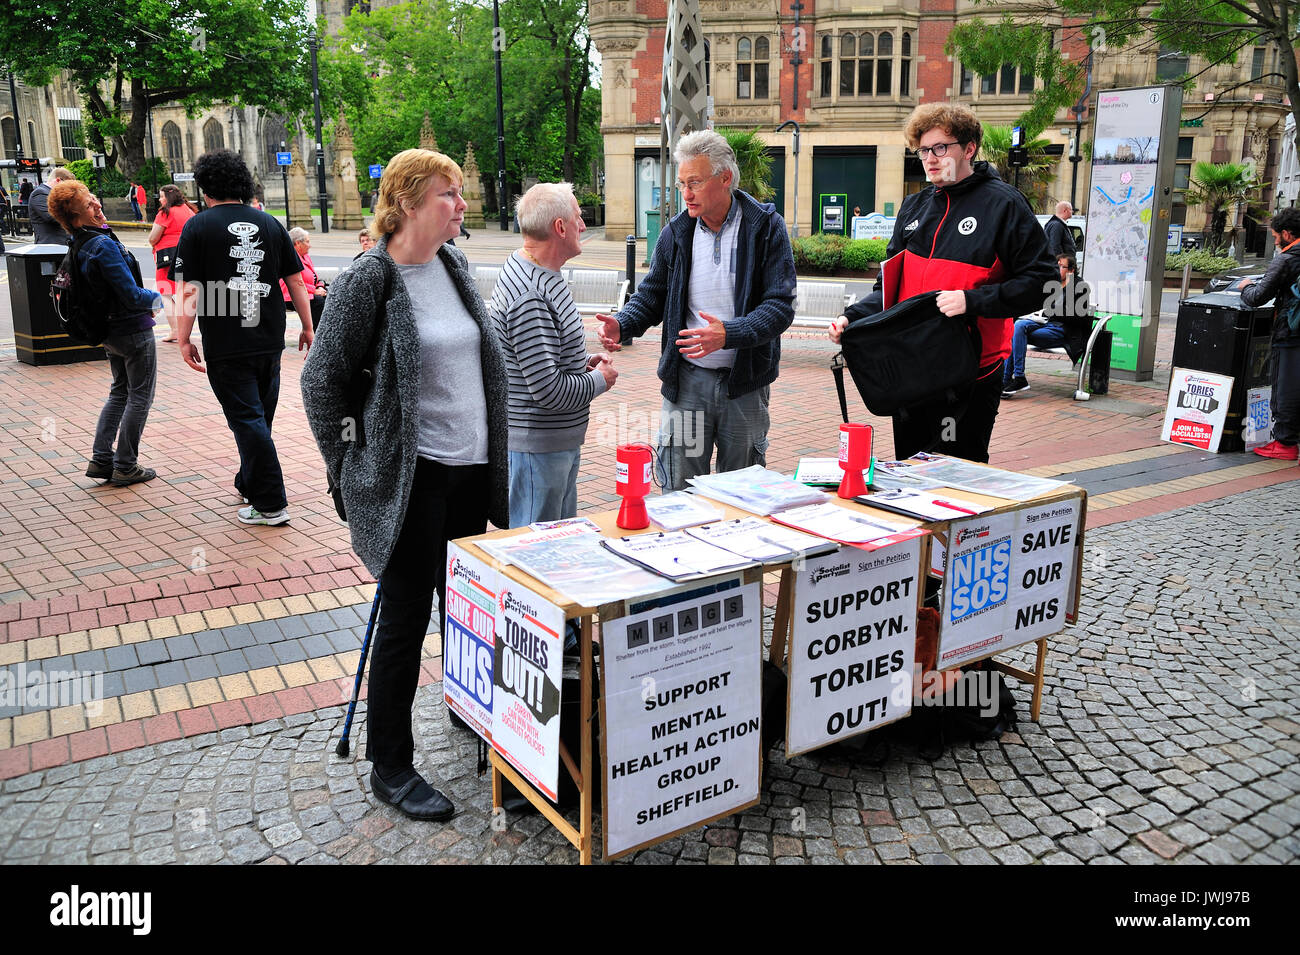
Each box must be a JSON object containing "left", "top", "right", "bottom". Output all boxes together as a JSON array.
[
  {"left": 310, "top": 32, "right": 329, "bottom": 233},
  {"left": 492, "top": 0, "right": 508, "bottom": 230},
  {"left": 776, "top": 120, "right": 799, "bottom": 237},
  {"left": 281, "top": 140, "right": 290, "bottom": 229}
]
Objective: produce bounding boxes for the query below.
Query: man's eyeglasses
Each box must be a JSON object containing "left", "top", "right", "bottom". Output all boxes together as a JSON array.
[
  {"left": 674, "top": 171, "right": 720, "bottom": 192},
  {"left": 914, "top": 141, "right": 963, "bottom": 159}
]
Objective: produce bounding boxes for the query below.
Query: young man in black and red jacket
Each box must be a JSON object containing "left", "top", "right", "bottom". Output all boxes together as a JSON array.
[{"left": 831, "top": 104, "right": 1056, "bottom": 462}]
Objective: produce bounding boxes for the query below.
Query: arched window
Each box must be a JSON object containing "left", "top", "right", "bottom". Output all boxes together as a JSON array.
[
  {"left": 203, "top": 118, "right": 225, "bottom": 154},
  {"left": 819, "top": 35, "right": 833, "bottom": 97},
  {"left": 839, "top": 34, "right": 856, "bottom": 96},
  {"left": 877, "top": 32, "right": 893, "bottom": 95},
  {"left": 264, "top": 116, "right": 290, "bottom": 175},
  {"left": 901, "top": 33, "right": 912, "bottom": 97},
  {"left": 162, "top": 121, "right": 184, "bottom": 176},
  {"left": 736, "top": 35, "right": 770, "bottom": 100},
  {"left": 1, "top": 117, "right": 16, "bottom": 159}
]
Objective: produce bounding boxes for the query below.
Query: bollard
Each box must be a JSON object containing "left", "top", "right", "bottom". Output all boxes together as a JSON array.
[
  {"left": 626, "top": 235, "right": 637, "bottom": 294},
  {"left": 1180, "top": 261, "right": 1192, "bottom": 301}
]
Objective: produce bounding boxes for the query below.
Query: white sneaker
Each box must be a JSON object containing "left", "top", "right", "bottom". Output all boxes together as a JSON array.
[{"left": 238, "top": 505, "right": 290, "bottom": 526}]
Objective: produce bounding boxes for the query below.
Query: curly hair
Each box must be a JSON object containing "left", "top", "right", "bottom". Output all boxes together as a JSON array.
[
  {"left": 370, "top": 149, "right": 462, "bottom": 240},
  {"left": 194, "top": 148, "right": 255, "bottom": 203},
  {"left": 1271, "top": 207, "right": 1300, "bottom": 238},
  {"left": 904, "top": 103, "right": 984, "bottom": 152},
  {"left": 47, "top": 179, "right": 92, "bottom": 234}
]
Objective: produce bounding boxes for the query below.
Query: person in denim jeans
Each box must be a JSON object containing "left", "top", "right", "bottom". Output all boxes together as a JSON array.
[
  {"left": 172, "top": 149, "right": 313, "bottom": 526},
  {"left": 596, "top": 130, "right": 795, "bottom": 490},
  {"left": 48, "top": 179, "right": 161, "bottom": 486}
]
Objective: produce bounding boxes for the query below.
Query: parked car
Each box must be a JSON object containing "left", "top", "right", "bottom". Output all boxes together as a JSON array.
[
  {"left": 1204, "top": 265, "right": 1266, "bottom": 295},
  {"left": 1035, "top": 214, "right": 1087, "bottom": 273}
]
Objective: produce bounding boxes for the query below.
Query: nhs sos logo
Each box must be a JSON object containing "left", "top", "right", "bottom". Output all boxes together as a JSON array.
[{"left": 949, "top": 530, "right": 1011, "bottom": 623}]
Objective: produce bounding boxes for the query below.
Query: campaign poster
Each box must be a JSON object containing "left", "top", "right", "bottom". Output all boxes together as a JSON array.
[
  {"left": 1161, "top": 367, "right": 1234, "bottom": 452},
  {"left": 787, "top": 539, "right": 922, "bottom": 757},
  {"left": 1244, "top": 386, "right": 1272, "bottom": 450},
  {"left": 600, "top": 579, "right": 761, "bottom": 859},
  {"left": 491, "top": 581, "right": 564, "bottom": 801},
  {"left": 1007, "top": 497, "right": 1081, "bottom": 644},
  {"left": 937, "top": 512, "right": 1016, "bottom": 669},
  {"left": 442, "top": 544, "right": 498, "bottom": 740}
]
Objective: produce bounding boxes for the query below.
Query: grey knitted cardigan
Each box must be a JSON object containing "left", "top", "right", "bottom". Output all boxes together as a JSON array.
[{"left": 300, "top": 235, "right": 510, "bottom": 579}]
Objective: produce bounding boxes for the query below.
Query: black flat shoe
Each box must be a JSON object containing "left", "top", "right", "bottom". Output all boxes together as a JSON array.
[{"left": 370, "top": 769, "right": 454, "bottom": 821}]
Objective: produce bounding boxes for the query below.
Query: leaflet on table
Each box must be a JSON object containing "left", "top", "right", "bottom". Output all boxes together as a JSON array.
[
  {"left": 857, "top": 488, "right": 993, "bottom": 522},
  {"left": 476, "top": 522, "right": 601, "bottom": 566},
  {"left": 687, "top": 465, "right": 828, "bottom": 515},
  {"left": 486, "top": 531, "right": 673, "bottom": 607},
  {"left": 644, "top": 491, "right": 725, "bottom": 530},
  {"left": 794, "top": 457, "right": 875, "bottom": 488},
  {"left": 685, "top": 516, "right": 840, "bottom": 563},
  {"left": 770, "top": 501, "right": 915, "bottom": 546},
  {"left": 902, "top": 457, "right": 1067, "bottom": 501},
  {"left": 528, "top": 516, "right": 602, "bottom": 533},
  {"left": 869, "top": 459, "right": 945, "bottom": 492},
  {"left": 602, "top": 531, "right": 758, "bottom": 582}
]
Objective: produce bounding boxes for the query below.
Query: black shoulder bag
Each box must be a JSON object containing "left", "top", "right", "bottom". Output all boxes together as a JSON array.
[
  {"left": 832, "top": 291, "right": 981, "bottom": 419},
  {"left": 329, "top": 255, "right": 396, "bottom": 522}
]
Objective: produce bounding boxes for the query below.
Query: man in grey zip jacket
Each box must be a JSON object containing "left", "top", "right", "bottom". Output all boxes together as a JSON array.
[{"left": 596, "top": 130, "right": 795, "bottom": 490}]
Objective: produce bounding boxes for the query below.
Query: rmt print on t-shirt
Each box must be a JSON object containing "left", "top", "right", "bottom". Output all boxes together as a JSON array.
[{"left": 227, "top": 221, "right": 271, "bottom": 326}]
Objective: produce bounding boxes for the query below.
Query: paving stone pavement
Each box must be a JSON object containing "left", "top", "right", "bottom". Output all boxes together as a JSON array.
[{"left": 1, "top": 483, "right": 1297, "bottom": 865}]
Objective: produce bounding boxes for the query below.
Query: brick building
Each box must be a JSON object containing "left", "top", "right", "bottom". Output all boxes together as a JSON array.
[{"left": 590, "top": 0, "right": 1289, "bottom": 250}]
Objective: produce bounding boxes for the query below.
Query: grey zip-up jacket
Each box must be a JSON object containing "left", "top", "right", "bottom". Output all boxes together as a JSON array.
[{"left": 301, "top": 236, "right": 509, "bottom": 578}]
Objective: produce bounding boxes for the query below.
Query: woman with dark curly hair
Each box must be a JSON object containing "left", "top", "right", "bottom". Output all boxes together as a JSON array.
[
  {"left": 301, "top": 149, "right": 509, "bottom": 821},
  {"left": 149, "top": 184, "right": 196, "bottom": 342},
  {"left": 49, "top": 178, "right": 162, "bottom": 486}
]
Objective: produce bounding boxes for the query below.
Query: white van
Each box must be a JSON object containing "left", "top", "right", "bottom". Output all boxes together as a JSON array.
[{"left": 1035, "top": 214, "right": 1087, "bottom": 273}]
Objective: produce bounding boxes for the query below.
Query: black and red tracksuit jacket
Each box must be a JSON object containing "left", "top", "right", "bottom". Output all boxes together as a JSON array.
[{"left": 846, "top": 162, "right": 1057, "bottom": 371}]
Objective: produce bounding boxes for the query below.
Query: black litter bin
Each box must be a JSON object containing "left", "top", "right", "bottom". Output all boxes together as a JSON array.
[
  {"left": 1172, "top": 292, "right": 1273, "bottom": 453},
  {"left": 5, "top": 243, "right": 105, "bottom": 365}
]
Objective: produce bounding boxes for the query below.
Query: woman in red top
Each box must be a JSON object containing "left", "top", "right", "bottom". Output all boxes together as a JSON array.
[
  {"left": 149, "top": 185, "right": 196, "bottom": 342},
  {"left": 281, "top": 226, "right": 327, "bottom": 331}
]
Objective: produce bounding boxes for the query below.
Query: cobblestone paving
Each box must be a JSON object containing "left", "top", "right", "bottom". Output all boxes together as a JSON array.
[{"left": 2, "top": 484, "right": 1297, "bottom": 864}]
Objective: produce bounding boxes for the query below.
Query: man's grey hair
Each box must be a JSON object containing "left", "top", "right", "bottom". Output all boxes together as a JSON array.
[
  {"left": 47, "top": 166, "right": 76, "bottom": 185},
  {"left": 288, "top": 226, "right": 311, "bottom": 244},
  {"left": 674, "top": 130, "right": 740, "bottom": 194},
  {"left": 515, "top": 182, "right": 576, "bottom": 240}
]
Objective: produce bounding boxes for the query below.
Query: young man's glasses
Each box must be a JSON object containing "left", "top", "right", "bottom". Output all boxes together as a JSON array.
[
  {"left": 675, "top": 171, "right": 721, "bottom": 192},
  {"left": 914, "top": 141, "right": 963, "bottom": 159}
]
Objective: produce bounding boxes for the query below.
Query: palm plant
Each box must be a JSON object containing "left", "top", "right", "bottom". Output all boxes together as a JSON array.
[
  {"left": 716, "top": 126, "right": 776, "bottom": 201},
  {"left": 1183, "top": 162, "right": 1263, "bottom": 252},
  {"left": 979, "top": 125, "right": 1057, "bottom": 209}
]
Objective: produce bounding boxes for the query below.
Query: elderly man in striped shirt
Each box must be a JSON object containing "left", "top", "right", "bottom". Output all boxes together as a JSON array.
[{"left": 491, "top": 182, "right": 619, "bottom": 528}]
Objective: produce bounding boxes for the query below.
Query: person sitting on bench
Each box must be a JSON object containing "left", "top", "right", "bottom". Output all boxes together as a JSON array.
[{"left": 1002, "top": 254, "right": 1093, "bottom": 397}]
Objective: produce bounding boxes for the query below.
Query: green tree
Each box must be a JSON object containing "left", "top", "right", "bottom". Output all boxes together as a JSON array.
[
  {"left": 323, "top": 0, "right": 600, "bottom": 211},
  {"left": 1184, "top": 161, "right": 1262, "bottom": 251},
  {"left": 717, "top": 127, "right": 775, "bottom": 201},
  {"left": 0, "top": 1, "right": 314, "bottom": 181},
  {"left": 945, "top": 3, "right": 1300, "bottom": 148},
  {"left": 979, "top": 125, "right": 1058, "bottom": 210}
]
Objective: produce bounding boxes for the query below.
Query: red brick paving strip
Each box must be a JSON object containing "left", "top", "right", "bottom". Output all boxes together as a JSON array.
[{"left": 0, "top": 668, "right": 438, "bottom": 780}]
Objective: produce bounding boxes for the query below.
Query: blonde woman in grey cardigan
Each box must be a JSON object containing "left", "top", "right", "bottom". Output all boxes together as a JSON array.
[{"left": 301, "top": 149, "right": 509, "bottom": 822}]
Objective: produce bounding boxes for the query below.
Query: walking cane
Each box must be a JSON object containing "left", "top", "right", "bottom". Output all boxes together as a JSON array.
[{"left": 336, "top": 583, "right": 382, "bottom": 758}]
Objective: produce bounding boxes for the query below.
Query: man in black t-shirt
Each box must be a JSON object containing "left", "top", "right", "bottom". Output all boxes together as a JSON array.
[{"left": 173, "top": 149, "right": 314, "bottom": 526}]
